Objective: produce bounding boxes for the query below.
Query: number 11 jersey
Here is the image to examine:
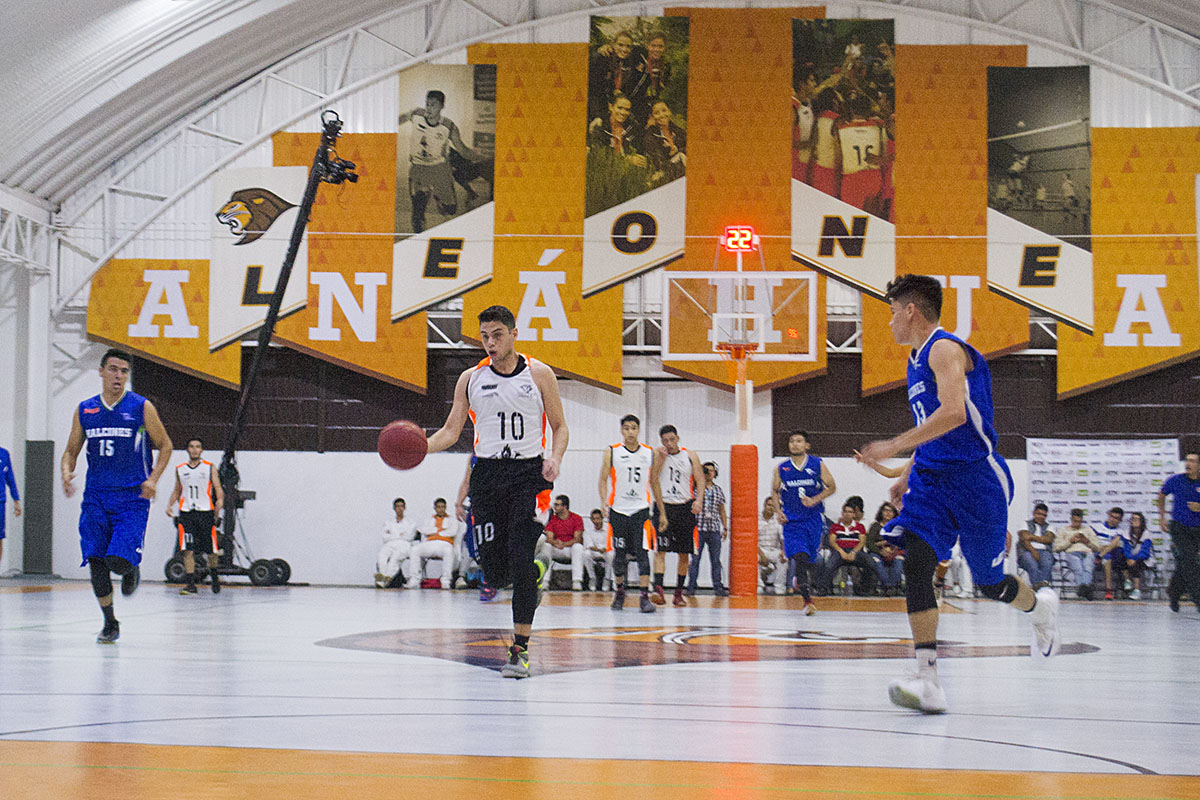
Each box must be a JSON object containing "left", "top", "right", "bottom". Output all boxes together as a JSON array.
[{"left": 467, "top": 354, "right": 547, "bottom": 460}]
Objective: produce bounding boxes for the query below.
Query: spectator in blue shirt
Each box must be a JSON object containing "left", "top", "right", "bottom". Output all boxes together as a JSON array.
[
  {"left": 1119, "top": 512, "right": 1154, "bottom": 600},
  {"left": 0, "top": 446, "right": 22, "bottom": 567},
  {"left": 1157, "top": 451, "right": 1200, "bottom": 613}
]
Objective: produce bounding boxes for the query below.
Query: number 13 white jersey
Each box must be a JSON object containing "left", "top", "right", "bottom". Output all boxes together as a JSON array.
[{"left": 467, "top": 354, "right": 547, "bottom": 459}]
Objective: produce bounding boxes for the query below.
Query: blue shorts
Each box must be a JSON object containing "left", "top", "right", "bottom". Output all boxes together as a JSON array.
[
  {"left": 0, "top": 503, "right": 6, "bottom": 539},
  {"left": 79, "top": 488, "right": 150, "bottom": 567},
  {"left": 782, "top": 516, "right": 823, "bottom": 559},
  {"left": 887, "top": 455, "right": 1013, "bottom": 586}
]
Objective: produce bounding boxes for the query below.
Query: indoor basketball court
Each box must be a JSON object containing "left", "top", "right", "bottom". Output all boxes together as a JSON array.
[{"left": 2, "top": 2, "right": 1200, "bottom": 799}]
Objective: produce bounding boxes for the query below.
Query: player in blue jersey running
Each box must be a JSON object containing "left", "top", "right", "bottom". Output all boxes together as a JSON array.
[
  {"left": 772, "top": 430, "right": 836, "bottom": 616},
  {"left": 857, "top": 275, "right": 1059, "bottom": 714},
  {"left": 61, "top": 349, "right": 173, "bottom": 643}
]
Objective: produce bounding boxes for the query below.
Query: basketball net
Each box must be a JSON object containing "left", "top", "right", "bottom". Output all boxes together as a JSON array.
[{"left": 715, "top": 342, "right": 756, "bottom": 446}]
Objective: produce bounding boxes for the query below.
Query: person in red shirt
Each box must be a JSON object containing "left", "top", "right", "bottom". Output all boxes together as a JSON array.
[
  {"left": 820, "top": 502, "right": 874, "bottom": 595},
  {"left": 538, "top": 494, "right": 585, "bottom": 591}
]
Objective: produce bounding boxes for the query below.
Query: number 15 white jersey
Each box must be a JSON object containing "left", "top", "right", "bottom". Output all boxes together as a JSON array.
[
  {"left": 467, "top": 354, "right": 547, "bottom": 459},
  {"left": 608, "top": 442, "right": 654, "bottom": 514}
]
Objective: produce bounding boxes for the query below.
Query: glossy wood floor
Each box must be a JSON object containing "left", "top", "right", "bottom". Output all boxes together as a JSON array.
[{"left": 2, "top": 579, "right": 1198, "bottom": 799}]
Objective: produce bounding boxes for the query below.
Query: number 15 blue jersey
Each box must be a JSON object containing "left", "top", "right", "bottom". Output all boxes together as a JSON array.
[{"left": 79, "top": 392, "right": 152, "bottom": 492}]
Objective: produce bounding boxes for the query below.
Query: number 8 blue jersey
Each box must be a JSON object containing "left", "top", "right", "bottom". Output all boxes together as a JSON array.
[
  {"left": 906, "top": 328, "right": 1000, "bottom": 470},
  {"left": 79, "top": 392, "right": 152, "bottom": 492}
]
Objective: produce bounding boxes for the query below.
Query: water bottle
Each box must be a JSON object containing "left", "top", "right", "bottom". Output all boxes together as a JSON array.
[{"left": 846, "top": 571, "right": 854, "bottom": 595}]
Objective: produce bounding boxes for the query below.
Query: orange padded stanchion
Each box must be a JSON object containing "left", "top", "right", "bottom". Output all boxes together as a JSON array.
[{"left": 729, "top": 444, "right": 759, "bottom": 597}]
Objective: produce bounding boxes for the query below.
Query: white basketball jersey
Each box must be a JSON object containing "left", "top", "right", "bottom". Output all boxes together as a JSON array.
[
  {"left": 795, "top": 101, "right": 814, "bottom": 144},
  {"left": 812, "top": 112, "right": 839, "bottom": 169},
  {"left": 467, "top": 354, "right": 546, "bottom": 460},
  {"left": 410, "top": 115, "right": 452, "bottom": 166},
  {"left": 176, "top": 461, "right": 215, "bottom": 512},
  {"left": 608, "top": 442, "right": 653, "bottom": 514},
  {"left": 838, "top": 120, "right": 884, "bottom": 176},
  {"left": 660, "top": 448, "right": 695, "bottom": 504}
]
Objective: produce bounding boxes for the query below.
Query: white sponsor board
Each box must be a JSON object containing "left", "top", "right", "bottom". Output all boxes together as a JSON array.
[
  {"left": 582, "top": 178, "right": 685, "bottom": 297},
  {"left": 790, "top": 179, "right": 894, "bottom": 298},
  {"left": 391, "top": 201, "right": 494, "bottom": 321},
  {"left": 987, "top": 209, "right": 1094, "bottom": 333},
  {"left": 210, "top": 166, "right": 309, "bottom": 351}
]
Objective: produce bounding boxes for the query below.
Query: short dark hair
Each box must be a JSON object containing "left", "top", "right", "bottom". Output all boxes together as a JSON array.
[
  {"left": 434, "top": 497, "right": 447, "bottom": 506},
  {"left": 478, "top": 305, "right": 516, "bottom": 330},
  {"left": 590, "top": 508, "right": 603, "bottom": 517},
  {"left": 555, "top": 494, "right": 570, "bottom": 508},
  {"left": 648, "top": 32, "right": 667, "bottom": 44},
  {"left": 100, "top": 348, "right": 132, "bottom": 368},
  {"left": 393, "top": 497, "right": 405, "bottom": 507},
  {"left": 842, "top": 503, "right": 855, "bottom": 512},
  {"left": 659, "top": 424, "right": 678, "bottom": 438},
  {"left": 875, "top": 502, "right": 897, "bottom": 522},
  {"left": 1108, "top": 506, "right": 1124, "bottom": 518},
  {"left": 884, "top": 273, "right": 943, "bottom": 321},
  {"left": 788, "top": 430, "right": 809, "bottom": 443},
  {"left": 702, "top": 461, "right": 718, "bottom": 477},
  {"left": 426, "top": 90, "right": 445, "bottom": 106},
  {"left": 620, "top": 414, "right": 640, "bottom": 427},
  {"left": 1185, "top": 450, "right": 1199, "bottom": 459},
  {"left": 846, "top": 495, "right": 864, "bottom": 512},
  {"left": 186, "top": 437, "right": 203, "bottom": 448},
  {"left": 1070, "top": 508, "right": 1084, "bottom": 518},
  {"left": 1034, "top": 502, "right": 1048, "bottom": 513}
]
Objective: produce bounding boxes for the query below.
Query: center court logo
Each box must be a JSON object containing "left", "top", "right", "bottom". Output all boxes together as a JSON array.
[{"left": 316, "top": 626, "right": 1097, "bottom": 674}]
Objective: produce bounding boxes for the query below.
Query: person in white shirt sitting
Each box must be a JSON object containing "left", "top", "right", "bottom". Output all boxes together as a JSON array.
[
  {"left": 412, "top": 498, "right": 463, "bottom": 588},
  {"left": 758, "top": 497, "right": 787, "bottom": 595},
  {"left": 375, "top": 498, "right": 417, "bottom": 588},
  {"left": 584, "top": 508, "right": 614, "bottom": 591}
]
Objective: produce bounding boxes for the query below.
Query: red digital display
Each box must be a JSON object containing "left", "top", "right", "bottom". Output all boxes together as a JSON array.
[{"left": 722, "top": 225, "right": 757, "bottom": 252}]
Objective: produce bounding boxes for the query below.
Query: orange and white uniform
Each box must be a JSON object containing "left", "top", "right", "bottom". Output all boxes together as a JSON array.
[
  {"left": 411, "top": 513, "right": 463, "bottom": 588},
  {"left": 606, "top": 442, "right": 655, "bottom": 551},
  {"left": 467, "top": 354, "right": 547, "bottom": 460},
  {"left": 175, "top": 460, "right": 218, "bottom": 552}
]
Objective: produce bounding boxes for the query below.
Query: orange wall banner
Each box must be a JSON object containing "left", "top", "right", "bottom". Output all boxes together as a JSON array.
[
  {"left": 860, "top": 45, "right": 1029, "bottom": 396},
  {"left": 87, "top": 258, "right": 241, "bottom": 388},
  {"left": 1056, "top": 127, "right": 1200, "bottom": 398},
  {"left": 663, "top": 6, "right": 827, "bottom": 391},
  {"left": 463, "top": 43, "right": 624, "bottom": 391},
  {"left": 271, "top": 133, "right": 428, "bottom": 392}
]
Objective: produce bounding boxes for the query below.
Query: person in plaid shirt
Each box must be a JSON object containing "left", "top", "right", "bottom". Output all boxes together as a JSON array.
[{"left": 685, "top": 461, "right": 729, "bottom": 596}]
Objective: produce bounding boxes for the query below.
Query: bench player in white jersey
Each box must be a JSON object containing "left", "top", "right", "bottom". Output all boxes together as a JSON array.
[
  {"left": 650, "top": 424, "right": 704, "bottom": 607},
  {"left": 599, "top": 414, "right": 662, "bottom": 614},
  {"left": 426, "top": 305, "right": 568, "bottom": 679},
  {"left": 165, "top": 437, "right": 224, "bottom": 595},
  {"left": 397, "top": 90, "right": 484, "bottom": 233}
]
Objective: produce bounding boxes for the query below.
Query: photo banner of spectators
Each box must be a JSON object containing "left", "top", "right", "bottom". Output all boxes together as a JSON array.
[
  {"left": 583, "top": 16, "right": 689, "bottom": 297},
  {"left": 1027, "top": 437, "right": 1178, "bottom": 576},
  {"left": 986, "top": 66, "right": 1094, "bottom": 334},
  {"left": 392, "top": 63, "right": 498, "bottom": 321},
  {"left": 789, "top": 18, "right": 896, "bottom": 299}
]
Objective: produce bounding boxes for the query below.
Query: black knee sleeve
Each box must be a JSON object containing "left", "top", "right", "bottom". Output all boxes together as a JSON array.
[
  {"left": 792, "top": 552, "right": 811, "bottom": 598},
  {"left": 88, "top": 558, "right": 113, "bottom": 598},
  {"left": 902, "top": 531, "right": 938, "bottom": 614},
  {"left": 635, "top": 549, "right": 650, "bottom": 577},
  {"left": 105, "top": 555, "right": 133, "bottom": 576},
  {"left": 979, "top": 574, "right": 1020, "bottom": 603},
  {"left": 612, "top": 552, "right": 629, "bottom": 585}
]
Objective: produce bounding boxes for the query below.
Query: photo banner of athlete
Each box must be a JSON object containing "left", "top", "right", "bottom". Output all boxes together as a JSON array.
[
  {"left": 583, "top": 15, "right": 689, "bottom": 296},
  {"left": 986, "top": 66, "right": 1094, "bottom": 333},
  {"left": 392, "top": 63, "right": 497, "bottom": 321},
  {"left": 790, "top": 18, "right": 895, "bottom": 299}
]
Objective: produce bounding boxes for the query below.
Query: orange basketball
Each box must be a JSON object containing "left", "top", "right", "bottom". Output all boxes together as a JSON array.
[{"left": 377, "top": 420, "right": 427, "bottom": 470}]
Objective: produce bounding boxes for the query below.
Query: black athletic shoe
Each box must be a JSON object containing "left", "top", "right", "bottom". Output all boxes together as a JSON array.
[
  {"left": 180, "top": 584, "right": 197, "bottom": 595},
  {"left": 121, "top": 566, "right": 140, "bottom": 597},
  {"left": 611, "top": 590, "right": 626, "bottom": 611},
  {"left": 97, "top": 620, "right": 120, "bottom": 644},
  {"left": 211, "top": 573, "right": 221, "bottom": 594}
]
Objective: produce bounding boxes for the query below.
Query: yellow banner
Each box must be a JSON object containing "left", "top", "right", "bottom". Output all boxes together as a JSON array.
[
  {"left": 88, "top": 258, "right": 241, "bottom": 388},
  {"left": 1056, "top": 127, "right": 1200, "bottom": 398},
  {"left": 463, "top": 43, "right": 624, "bottom": 391},
  {"left": 861, "top": 45, "right": 1029, "bottom": 396},
  {"left": 271, "top": 133, "right": 428, "bottom": 392},
  {"left": 663, "top": 6, "right": 827, "bottom": 391}
]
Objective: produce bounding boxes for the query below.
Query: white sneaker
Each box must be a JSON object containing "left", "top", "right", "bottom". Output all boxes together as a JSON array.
[
  {"left": 888, "top": 673, "right": 948, "bottom": 714},
  {"left": 1129, "top": 588, "right": 1141, "bottom": 600},
  {"left": 571, "top": 581, "right": 582, "bottom": 591},
  {"left": 1030, "top": 586, "right": 1060, "bottom": 660}
]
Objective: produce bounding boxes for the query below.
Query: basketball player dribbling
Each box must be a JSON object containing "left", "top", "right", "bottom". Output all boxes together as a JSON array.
[
  {"left": 857, "top": 275, "right": 1059, "bottom": 713},
  {"left": 426, "top": 305, "right": 568, "bottom": 678},
  {"left": 61, "top": 349, "right": 173, "bottom": 643}
]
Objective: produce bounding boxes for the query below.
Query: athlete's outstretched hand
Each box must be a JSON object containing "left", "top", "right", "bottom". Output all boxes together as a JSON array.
[
  {"left": 856, "top": 439, "right": 897, "bottom": 470},
  {"left": 140, "top": 478, "right": 157, "bottom": 500},
  {"left": 542, "top": 455, "right": 561, "bottom": 482}
]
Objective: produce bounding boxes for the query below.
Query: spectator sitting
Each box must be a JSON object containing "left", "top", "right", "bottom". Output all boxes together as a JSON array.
[
  {"left": 758, "top": 496, "right": 787, "bottom": 595},
  {"left": 1017, "top": 502, "right": 1056, "bottom": 589},
  {"left": 865, "top": 501, "right": 903, "bottom": 596},
  {"left": 1118, "top": 511, "right": 1154, "bottom": 600},
  {"left": 821, "top": 502, "right": 873, "bottom": 595},
  {"left": 375, "top": 497, "right": 417, "bottom": 588},
  {"left": 584, "top": 508, "right": 614, "bottom": 591},
  {"left": 411, "top": 498, "right": 462, "bottom": 589},
  {"left": 1054, "top": 507, "right": 1104, "bottom": 599},
  {"left": 1093, "top": 506, "right": 1130, "bottom": 600},
  {"left": 538, "top": 494, "right": 585, "bottom": 590},
  {"left": 937, "top": 541, "right": 975, "bottom": 599}
]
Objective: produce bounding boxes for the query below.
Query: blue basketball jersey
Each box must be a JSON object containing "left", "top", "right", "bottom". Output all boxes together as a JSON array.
[
  {"left": 79, "top": 392, "right": 152, "bottom": 492},
  {"left": 777, "top": 455, "right": 824, "bottom": 522},
  {"left": 906, "top": 328, "right": 1000, "bottom": 470}
]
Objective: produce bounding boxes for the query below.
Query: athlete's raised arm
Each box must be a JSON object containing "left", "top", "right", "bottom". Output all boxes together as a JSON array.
[{"left": 427, "top": 368, "right": 473, "bottom": 454}]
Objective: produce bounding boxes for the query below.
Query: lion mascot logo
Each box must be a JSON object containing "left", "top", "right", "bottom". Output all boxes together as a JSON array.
[{"left": 215, "top": 187, "right": 296, "bottom": 245}]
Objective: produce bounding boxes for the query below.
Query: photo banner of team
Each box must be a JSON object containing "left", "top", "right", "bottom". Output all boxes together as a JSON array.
[
  {"left": 790, "top": 19, "right": 896, "bottom": 299},
  {"left": 582, "top": 16, "right": 688, "bottom": 297},
  {"left": 392, "top": 63, "right": 498, "bottom": 321},
  {"left": 986, "top": 66, "right": 1094, "bottom": 333}
]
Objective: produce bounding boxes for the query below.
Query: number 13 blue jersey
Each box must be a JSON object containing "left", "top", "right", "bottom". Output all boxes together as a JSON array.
[
  {"left": 907, "top": 328, "right": 1000, "bottom": 470},
  {"left": 79, "top": 392, "right": 152, "bottom": 492}
]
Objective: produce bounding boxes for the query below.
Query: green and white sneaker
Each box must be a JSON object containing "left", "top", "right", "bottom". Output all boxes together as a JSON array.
[
  {"left": 534, "top": 553, "right": 551, "bottom": 608},
  {"left": 500, "top": 644, "right": 531, "bottom": 679}
]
